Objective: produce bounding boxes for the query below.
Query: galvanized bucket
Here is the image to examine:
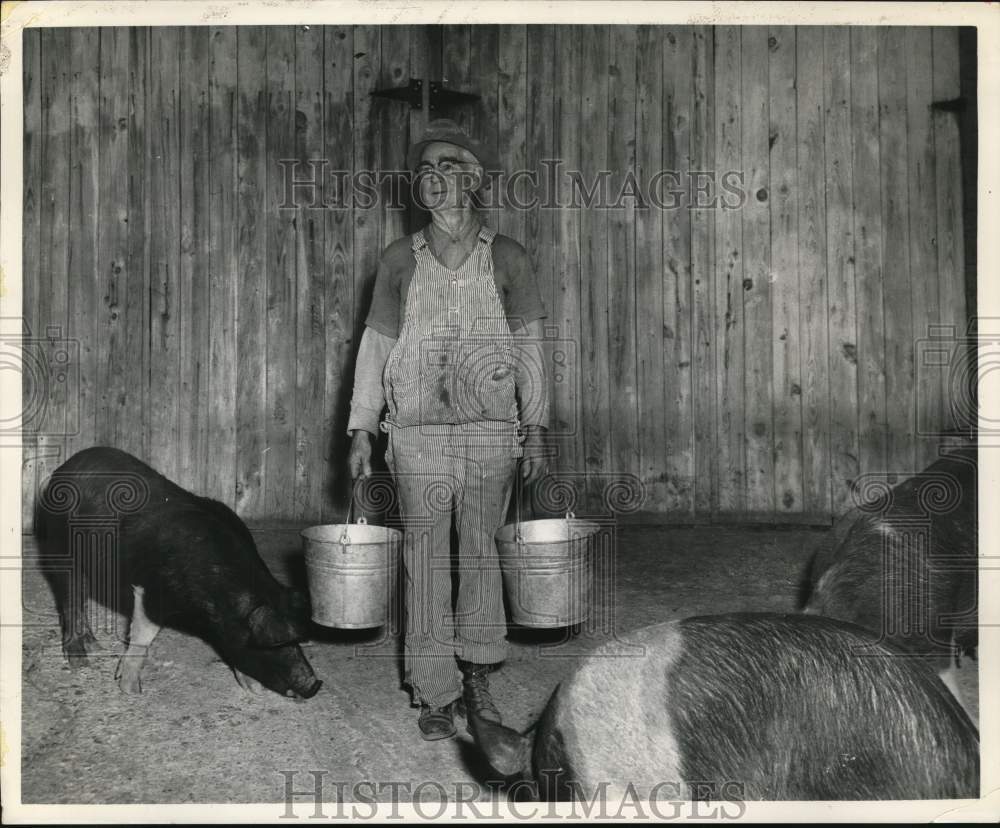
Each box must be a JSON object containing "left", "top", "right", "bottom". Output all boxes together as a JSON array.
[
  {"left": 495, "top": 510, "right": 599, "bottom": 628},
  {"left": 302, "top": 505, "right": 402, "bottom": 629}
]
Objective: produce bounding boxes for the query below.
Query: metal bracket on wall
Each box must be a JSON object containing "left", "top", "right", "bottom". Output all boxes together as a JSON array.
[
  {"left": 426, "top": 81, "right": 479, "bottom": 113},
  {"left": 930, "top": 97, "right": 967, "bottom": 113},
  {"left": 370, "top": 78, "right": 424, "bottom": 109},
  {"left": 370, "top": 77, "right": 480, "bottom": 112}
]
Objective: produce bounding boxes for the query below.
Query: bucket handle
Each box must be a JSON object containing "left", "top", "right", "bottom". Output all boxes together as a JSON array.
[
  {"left": 514, "top": 478, "right": 536, "bottom": 544},
  {"left": 512, "top": 478, "right": 578, "bottom": 543},
  {"left": 515, "top": 477, "right": 568, "bottom": 545},
  {"left": 341, "top": 486, "right": 368, "bottom": 544}
]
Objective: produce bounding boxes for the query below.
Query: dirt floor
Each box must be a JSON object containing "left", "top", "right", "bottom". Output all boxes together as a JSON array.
[{"left": 18, "top": 522, "right": 979, "bottom": 805}]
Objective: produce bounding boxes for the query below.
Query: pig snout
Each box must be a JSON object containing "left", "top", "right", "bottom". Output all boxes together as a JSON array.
[
  {"left": 284, "top": 644, "right": 322, "bottom": 699},
  {"left": 287, "top": 677, "right": 323, "bottom": 700},
  {"left": 301, "top": 677, "right": 323, "bottom": 697},
  {"left": 280, "top": 647, "right": 323, "bottom": 700},
  {"left": 228, "top": 642, "right": 321, "bottom": 700}
]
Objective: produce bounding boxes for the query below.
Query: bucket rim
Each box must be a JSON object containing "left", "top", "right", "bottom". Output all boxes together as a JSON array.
[
  {"left": 301, "top": 523, "right": 403, "bottom": 542},
  {"left": 494, "top": 517, "right": 601, "bottom": 544}
]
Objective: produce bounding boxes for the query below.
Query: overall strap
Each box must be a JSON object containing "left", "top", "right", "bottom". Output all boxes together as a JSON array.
[
  {"left": 477, "top": 225, "right": 496, "bottom": 246},
  {"left": 411, "top": 229, "right": 429, "bottom": 253}
]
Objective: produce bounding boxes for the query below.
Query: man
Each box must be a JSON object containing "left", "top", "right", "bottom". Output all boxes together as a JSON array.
[{"left": 347, "top": 119, "right": 550, "bottom": 740}]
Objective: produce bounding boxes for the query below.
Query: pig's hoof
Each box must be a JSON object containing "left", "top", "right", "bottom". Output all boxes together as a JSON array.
[
  {"left": 115, "top": 656, "right": 144, "bottom": 694},
  {"left": 234, "top": 670, "right": 264, "bottom": 694},
  {"left": 64, "top": 631, "right": 103, "bottom": 665},
  {"left": 64, "top": 638, "right": 96, "bottom": 667},
  {"left": 81, "top": 631, "right": 103, "bottom": 652}
]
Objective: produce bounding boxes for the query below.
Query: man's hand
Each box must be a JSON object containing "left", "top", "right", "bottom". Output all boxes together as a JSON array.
[
  {"left": 348, "top": 430, "right": 374, "bottom": 479},
  {"left": 520, "top": 426, "right": 548, "bottom": 485}
]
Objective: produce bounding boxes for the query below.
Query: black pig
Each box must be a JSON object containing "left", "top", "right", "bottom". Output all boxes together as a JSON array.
[
  {"left": 468, "top": 613, "right": 979, "bottom": 801},
  {"left": 35, "top": 446, "right": 322, "bottom": 699},
  {"left": 803, "top": 447, "right": 977, "bottom": 698}
]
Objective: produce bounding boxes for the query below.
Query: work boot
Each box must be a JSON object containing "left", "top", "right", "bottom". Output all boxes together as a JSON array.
[
  {"left": 457, "top": 660, "right": 502, "bottom": 724},
  {"left": 418, "top": 701, "right": 457, "bottom": 741}
]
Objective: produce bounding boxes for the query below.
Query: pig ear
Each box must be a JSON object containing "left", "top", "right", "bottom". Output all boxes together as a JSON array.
[
  {"left": 467, "top": 709, "right": 532, "bottom": 777},
  {"left": 247, "top": 604, "right": 301, "bottom": 647}
]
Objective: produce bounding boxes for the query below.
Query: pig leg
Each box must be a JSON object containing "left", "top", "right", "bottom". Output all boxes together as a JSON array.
[
  {"left": 52, "top": 561, "right": 101, "bottom": 668},
  {"left": 115, "top": 585, "right": 161, "bottom": 694}
]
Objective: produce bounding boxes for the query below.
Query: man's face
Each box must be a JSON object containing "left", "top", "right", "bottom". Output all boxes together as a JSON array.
[{"left": 416, "top": 141, "right": 483, "bottom": 211}]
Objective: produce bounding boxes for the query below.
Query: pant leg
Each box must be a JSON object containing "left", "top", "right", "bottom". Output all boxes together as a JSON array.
[
  {"left": 451, "top": 425, "right": 520, "bottom": 665},
  {"left": 387, "top": 425, "right": 463, "bottom": 708}
]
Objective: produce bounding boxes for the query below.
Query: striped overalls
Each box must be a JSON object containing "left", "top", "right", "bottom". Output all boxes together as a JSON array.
[{"left": 381, "top": 226, "right": 522, "bottom": 708}]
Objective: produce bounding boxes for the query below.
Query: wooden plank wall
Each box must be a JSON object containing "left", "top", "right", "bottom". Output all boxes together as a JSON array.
[{"left": 21, "top": 25, "right": 968, "bottom": 527}]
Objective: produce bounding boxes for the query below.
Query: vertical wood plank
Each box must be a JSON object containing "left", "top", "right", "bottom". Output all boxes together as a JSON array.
[
  {"left": 207, "top": 27, "right": 238, "bottom": 509},
  {"left": 823, "top": 26, "right": 859, "bottom": 514},
  {"left": 441, "top": 25, "right": 471, "bottom": 132},
  {"left": 235, "top": 26, "right": 268, "bottom": 516},
  {"left": 178, "top": 27, "right": 210, "bottom": 493},
  {"left": 441, "top": 21, "right": 472, "bottom": 201},
  {"left": 498, "top": 25, "right": 527, "bottom": 242},
  {"left": 294, "top": 24, "right": 326, "bottom": 520},
  {"left": 350, "top": 24, "right": 382, "bottom": 518},
  {"left": 851, "top": 27, "right": 887, "bottom": 478},
  {"left": 524, "top": 25, "right": 555, "bottom": 480},
  {"left": 37, "top": 29, "right": 74, "bottom": 490},
  {"left": 878, "top": 27, "right": 914, "bottom": 475},
  {"left": 21, "top": 28, "right": 42, "bottom": 528},
  {"left": 148, "top": 27, "right": 181, "bottom": 480},
  {"left": 380, "top": 26, "right": 409, "bottom": 247},
  {"left": 635, "top": 24, "right": 666, "bottom": 510},
  {"left": 905, "top": 26, "right": 940, "bottom": 467},
  {"left": 712, "top": 25, "right": 744, "bottom": 513},
  {"left": 796, "top": 26, "right": 831, "bottom": 516},
  {"left": 579, "top": 25, "right": 611, "bottom": 510},
  {"left": 66, "top": 28, "right": 100, "bottom": 462},
  {"left": 552, "top": 25, "right": 583, "bottom": 480},
  {"left": 740, "top": 26, "right": 773, "bottom": 512},
  {"left": 690, "top": 26, "right": 715, "bottom": 514},
  {"left": 409, "top": 25, "right": 439, "bottom": 141},
  {"left": 664, "top": 27, "right": 695, "bottom": 515},
  {"left": 96, "top": 28, "right": 129, "bottom": 450},
  {"left": 768, "top": 26, "right": 802, "bottom": 514},
  {"left": 407, "top": 25, "right": 439, "bottom": 232},
  {"left": 265, "top": 27, "right": 297, "bottom": 517},
  {"left": 932, "top": 27, "right": 965, "bottom": 432},
  {"left": 323, "top": 25, "right": 355, "bottom": 521},
  {"left": 608, "top": 26, "right": 639, "bottom": 493},
  {"left": 125, "top": 29, "right": 149, "bottom": 461},
  {"left": 352, "top": 27, "right": 381, "bottom": 363},
  {"left": 469, "top": 26, "right": 499, "bottom": 231}
]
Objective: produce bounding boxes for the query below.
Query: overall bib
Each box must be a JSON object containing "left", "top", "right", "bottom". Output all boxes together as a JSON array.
[{"left": 382, "top": 226, "right": 522, "bottom": 708}]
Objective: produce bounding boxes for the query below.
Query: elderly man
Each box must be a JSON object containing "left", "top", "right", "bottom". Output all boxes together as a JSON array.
[{"left": 347, "top": 119, "right": 549, "bottom": 740}]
